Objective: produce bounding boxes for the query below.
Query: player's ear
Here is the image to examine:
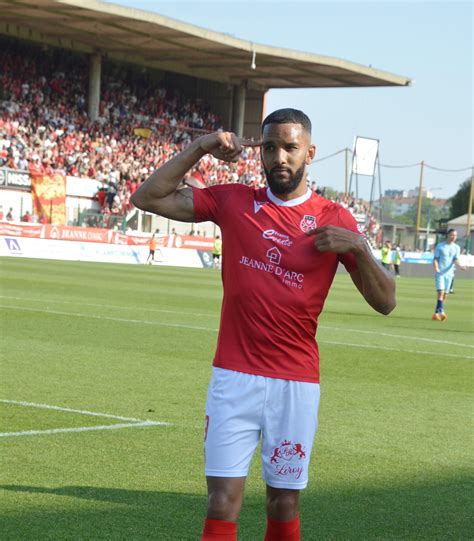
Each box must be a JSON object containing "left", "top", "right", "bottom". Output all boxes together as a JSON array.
[{"left": 306, "top": 144, "right": 316, "bottom": 164}]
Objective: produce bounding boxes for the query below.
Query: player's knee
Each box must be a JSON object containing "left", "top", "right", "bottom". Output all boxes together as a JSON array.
[
  {"left": 207, "top": 489, "right": 242, "bottom": 520},
  {"left": 266, "top": 489, "right": 299, "bottom": 520}
]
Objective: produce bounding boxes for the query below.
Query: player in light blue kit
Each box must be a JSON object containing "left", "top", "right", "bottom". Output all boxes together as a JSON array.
[{"left": 432, "top": 229, "right": 466, "bottom": 321}]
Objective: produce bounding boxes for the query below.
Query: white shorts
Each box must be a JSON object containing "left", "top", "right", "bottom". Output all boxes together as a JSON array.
[{"left": 204, "top": 367, "right": 320, "bottom": 490}]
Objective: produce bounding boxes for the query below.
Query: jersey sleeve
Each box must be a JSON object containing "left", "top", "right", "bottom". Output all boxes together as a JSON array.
[
  {"left": 434, "top": 244, "right": 442, "bottom": 260},
  {"left": 336, "top": 207, "right": 365, "bottom": 273},
  {"left": 192, "top": 185, "right": 234, "bottom": 225}
]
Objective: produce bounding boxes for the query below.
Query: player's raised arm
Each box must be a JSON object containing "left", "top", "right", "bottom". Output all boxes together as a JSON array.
[{"left": 131, "top": 132, "right": 261, "bottom": 221}]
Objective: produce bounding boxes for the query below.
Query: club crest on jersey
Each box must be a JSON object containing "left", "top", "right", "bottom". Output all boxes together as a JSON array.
[
  {"left": 300, "top": 215, "right": 316, "bottom": 233},
  {"left": 269, "top": 440, "right": 306, "bottom": 480}
]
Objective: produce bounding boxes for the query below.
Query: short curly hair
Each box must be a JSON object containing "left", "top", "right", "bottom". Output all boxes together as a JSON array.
[{"left": 262, "top": 108, "right": 311, "bottom": 135}]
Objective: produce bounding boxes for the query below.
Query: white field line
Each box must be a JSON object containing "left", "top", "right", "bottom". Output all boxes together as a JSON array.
[
  {"left": 0, "top": 399, "right": 150, "bottom": 422},
  {"left": 1, "top": 306, "right": 472, "bottom": 360},
  {"left": 323, "top": 340, "right": 472, "bottom": 360},
  {"left": 0, "top": 421, "right": 163, "bottom": 438},
  {"left": 1, "top": 305, "right": 217, "bottom": 332},
  {"left": 0, "top": 399, "right": 171, "bottom": 439},
  {"left": 0, "top": 295, "right": 214, "bottom": 319},
  {"left": 1, "top": 295, "right": 472, "bottom": 350},
  {"left": 319, "top": 325, "right": 474, "bottom": 349}
]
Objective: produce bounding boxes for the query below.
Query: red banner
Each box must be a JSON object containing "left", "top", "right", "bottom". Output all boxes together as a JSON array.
[
  {"left": 31, "top": 172, "right": 67, "bottom": 225},
  {"left": 0, "top": 222, "right": 214, "bottom": 250},
  {"left": 45, "top": 225, "right": 109, "bottom": 243},
  {"left": 0, "top": 222, "right": 44, "bottom": 238}
]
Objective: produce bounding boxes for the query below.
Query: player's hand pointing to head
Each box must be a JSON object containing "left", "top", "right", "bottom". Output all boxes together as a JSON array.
[{"left": 198, "top": 132, "right": 262, "bottom": 162}]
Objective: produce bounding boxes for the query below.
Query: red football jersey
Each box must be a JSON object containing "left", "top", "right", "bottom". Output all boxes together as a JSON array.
[{"left": 193, "top": 184, "right": 362, "bottom": 383}]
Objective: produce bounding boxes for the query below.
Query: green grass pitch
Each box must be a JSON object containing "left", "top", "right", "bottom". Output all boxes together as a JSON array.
[{"left": 1, "top": 257, "right": 472, "bottom": 540}]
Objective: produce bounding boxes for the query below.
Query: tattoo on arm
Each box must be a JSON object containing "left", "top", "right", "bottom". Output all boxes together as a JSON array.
[
  {"left": 173, "top": 187, "right": 194, "bottom": 220},
  {"left": 177, "top": 188, "right": 193, "bottom": 202}
]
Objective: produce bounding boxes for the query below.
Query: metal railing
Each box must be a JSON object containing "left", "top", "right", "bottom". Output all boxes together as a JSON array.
[{"left": 76, "top": 209, "right": 126, "bottom": 231}]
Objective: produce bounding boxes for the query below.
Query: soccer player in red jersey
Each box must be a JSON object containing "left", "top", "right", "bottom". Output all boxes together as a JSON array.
[{"left": 132, "top": 109, "right": 396, "bottom": 541}]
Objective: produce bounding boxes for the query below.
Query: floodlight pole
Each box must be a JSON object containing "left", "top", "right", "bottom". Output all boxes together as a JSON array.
[
  {"left": 369, "top": 164, "right": 375, "bottom": 213},
  {"left": 344, "top": 148, "right": 349, "bottom": 195},
  {"left": 415, "top": 161, "right": 424, "bottom": 250},
  {"left": 377, "top": 155, "right": 383, "bottom": 223},
  {"left": 368, "top": 150, "right": 380, "bottom": 214}
]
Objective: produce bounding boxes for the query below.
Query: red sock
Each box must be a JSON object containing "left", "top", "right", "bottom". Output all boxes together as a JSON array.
[
  {"left": 201, "top": 518, "right": 237, "bottom": 540},
  {"left": 264, "top": 515, "right": 300, "bottom": 541}
]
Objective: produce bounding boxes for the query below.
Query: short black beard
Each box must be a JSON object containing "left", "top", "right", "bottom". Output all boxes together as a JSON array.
[{"left": 263, "top": 162, "right": 306, "bottom": 195}]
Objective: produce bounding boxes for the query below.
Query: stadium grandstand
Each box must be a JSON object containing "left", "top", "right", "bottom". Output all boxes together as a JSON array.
[{"left": 0, "top": 0, "right": 410, "bottom": 243}]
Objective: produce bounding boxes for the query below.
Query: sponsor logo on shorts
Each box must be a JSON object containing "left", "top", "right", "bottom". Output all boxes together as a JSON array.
[
  {"left": 300, "top": 215, "right": 316, "bottom": 233},
  {"left": 269, "top": 439, "right": 306, "bottom": 480}
]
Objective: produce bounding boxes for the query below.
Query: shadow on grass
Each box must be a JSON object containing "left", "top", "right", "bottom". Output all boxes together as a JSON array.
[
  {"left": 0, "top": 486, "right": 207, "bottom": 540},
  {"left": 1, "top": 475, "right": 472, "bottom": 540}
]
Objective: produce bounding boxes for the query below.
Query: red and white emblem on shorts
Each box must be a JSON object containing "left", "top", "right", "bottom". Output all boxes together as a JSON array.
[
  {"left": 270, "top": 440, "right": 306, "bottom": 480},
  {"left": 300, "top": 215, "right": 316, "bottom": 233}
]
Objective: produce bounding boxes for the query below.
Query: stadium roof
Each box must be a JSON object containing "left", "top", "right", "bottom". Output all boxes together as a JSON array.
[{"left": 0, "top": 0, "right": 411, "bottom": 90}]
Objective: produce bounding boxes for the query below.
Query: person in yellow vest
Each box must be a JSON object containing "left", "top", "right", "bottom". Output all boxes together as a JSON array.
[
  {"left": 380, "top": 240, "right": 393, "bottom": 272},
  {"left": 213, "top": 235, "right": 222, "bottom": 269}
]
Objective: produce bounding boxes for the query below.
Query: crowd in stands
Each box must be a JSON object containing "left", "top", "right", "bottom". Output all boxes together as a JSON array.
[
  {"left": 0, "top": 38, "right": 381, "bottom": 243},
  {"left": 331, "top": 192, "right": 382, "bottom": 245},
  {"left": 0, "top": 38, "right": 265, "bottom": 216}
]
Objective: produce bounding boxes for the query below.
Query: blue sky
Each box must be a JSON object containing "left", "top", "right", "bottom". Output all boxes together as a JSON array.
[{"left": 109, "top": 1, "right": 472, "bottom": 201}]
